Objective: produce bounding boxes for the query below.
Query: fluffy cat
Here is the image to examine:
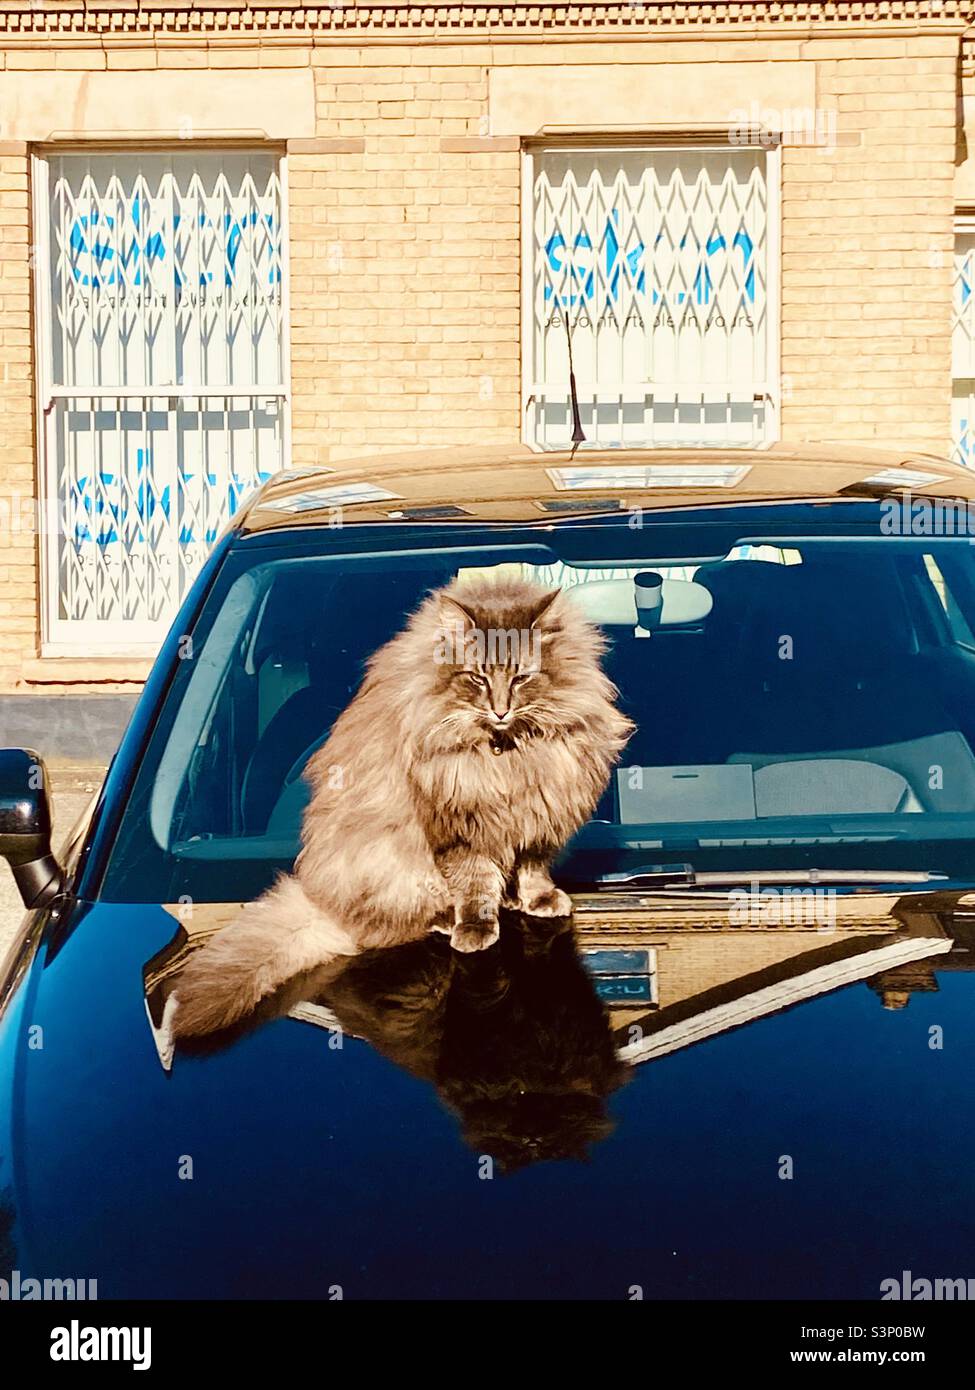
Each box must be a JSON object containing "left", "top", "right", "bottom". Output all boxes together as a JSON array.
[{"left": 172, "top": 576, "right": 633, "bottom": 1037}]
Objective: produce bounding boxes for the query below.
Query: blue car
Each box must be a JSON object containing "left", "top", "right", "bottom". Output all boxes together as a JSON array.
[{"left": 2, "top": 442, "right": 975, "bottom": 1300}]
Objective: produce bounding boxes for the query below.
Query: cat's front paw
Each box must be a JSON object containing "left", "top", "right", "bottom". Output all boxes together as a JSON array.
[
  {"left": 424, "top": 874, "right": 452, "bottom": 912},
  {"left": 450, "top": 919, "right": 500, "bottom": 953},
  {"left": 521, "top": 885, "right": 573, "bottom": 918}
]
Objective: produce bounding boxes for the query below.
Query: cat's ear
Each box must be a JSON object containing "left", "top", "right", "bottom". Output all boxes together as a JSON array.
[
  {"left": 529, "top": 588, "right": 562, "bottom": 630},
  {"left": 438, "top": 595, "right": 477, "bottom": 632}
]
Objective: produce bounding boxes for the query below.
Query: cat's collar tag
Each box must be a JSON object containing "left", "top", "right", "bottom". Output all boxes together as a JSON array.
[{"left": 488, "top": 727, "right": 518, "bottom": 756}]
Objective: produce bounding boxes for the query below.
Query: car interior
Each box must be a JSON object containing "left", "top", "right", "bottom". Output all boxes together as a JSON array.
[
  {"left": 159, "top": 541, "right": 975, "bottom": 853},
  {"left": 599, "top": 550, "right": 975, "bottom": 823}
]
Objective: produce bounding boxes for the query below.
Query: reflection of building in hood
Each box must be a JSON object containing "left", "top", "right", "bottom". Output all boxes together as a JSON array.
[{"left": 576, "top": 892, "right": 958, "bottom": 1063}]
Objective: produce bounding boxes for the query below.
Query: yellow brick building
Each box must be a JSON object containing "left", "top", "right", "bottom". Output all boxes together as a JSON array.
[{"left": 1, "top": 1, "right": 975, "bottom": 736}]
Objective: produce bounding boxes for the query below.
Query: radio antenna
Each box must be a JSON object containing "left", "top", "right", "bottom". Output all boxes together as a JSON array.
[{"left": 562, "top": 307, "right": 587, "bottom": 449}]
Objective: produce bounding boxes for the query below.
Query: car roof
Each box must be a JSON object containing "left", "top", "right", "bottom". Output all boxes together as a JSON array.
[{"left": 235, "top": 442, "right": 974, "bottom": 534}]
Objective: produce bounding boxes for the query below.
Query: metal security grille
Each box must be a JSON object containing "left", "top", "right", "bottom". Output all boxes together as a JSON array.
[
  {"left": 524, "top": 146, "right": 776, "bottom": 450},
  {"left": 35, "top": 150, "right": 288, "bottom": 653},
  {"left": 953, "top": 226, "right": 975, "bottom": 468}
]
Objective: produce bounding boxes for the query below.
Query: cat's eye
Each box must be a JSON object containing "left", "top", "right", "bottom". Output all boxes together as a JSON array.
[{"left": 510, "top": 672, "right": 533, "bottom": 687}]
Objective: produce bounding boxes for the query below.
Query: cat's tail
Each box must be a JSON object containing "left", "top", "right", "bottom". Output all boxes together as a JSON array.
[{"left": 169, "top": 876, "right": 359, "bottom": 1039}]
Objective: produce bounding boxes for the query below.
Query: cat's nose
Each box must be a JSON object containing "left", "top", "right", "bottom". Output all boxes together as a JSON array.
[{"left": 492, "top": 709, "right": 511, "bottom": 723}]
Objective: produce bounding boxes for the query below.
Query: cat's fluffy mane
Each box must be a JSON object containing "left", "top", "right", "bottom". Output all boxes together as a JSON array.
[{"left": 171, "top": 576, "right": 633, "bottom": 1038}]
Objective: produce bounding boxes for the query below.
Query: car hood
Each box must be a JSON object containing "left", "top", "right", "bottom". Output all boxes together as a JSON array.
[{"left": 2, "top": 891, "right": 975, "bottom": 1300}]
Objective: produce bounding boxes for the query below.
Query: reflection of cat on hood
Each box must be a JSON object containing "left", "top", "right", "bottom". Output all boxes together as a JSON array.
[{"left": 175, "top": 918, "right": 629, "bottom": 1173}]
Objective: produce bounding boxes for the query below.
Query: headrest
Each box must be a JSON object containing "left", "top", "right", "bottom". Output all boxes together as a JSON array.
[
  {"left": 695, "top": 558, "right": 790, "bottom": 611},
  {"left": 730, "top": 557, "right": 912, "bottom": 673}
]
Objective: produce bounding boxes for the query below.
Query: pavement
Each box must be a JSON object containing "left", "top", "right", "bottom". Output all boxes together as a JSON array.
[{"left": 0, "top": 763, "right": 106, "bottom": 959}]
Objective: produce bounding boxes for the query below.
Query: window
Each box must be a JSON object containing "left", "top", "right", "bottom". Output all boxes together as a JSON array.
[
  {"left": 103, "top": 527, "right": 975, "bottom": 904},
  {"left": 33, "top": 148, "right": 288, "bottom": 654},
  {"left": 923, "top": 553, "right": 975, "bottom": 649},
  {"left": 953, "top": 221, "right": 975, "bottom": 468},
  {"left": 523, "top": 144, "right": 778, "bottom": 450}
]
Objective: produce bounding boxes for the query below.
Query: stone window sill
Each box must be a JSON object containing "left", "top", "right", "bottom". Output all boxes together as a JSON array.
[{"left": 22, "top": 658, "right": 153, "bottom": 686}]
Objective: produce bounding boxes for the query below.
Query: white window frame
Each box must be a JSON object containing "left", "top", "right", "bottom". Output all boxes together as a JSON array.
[
  {"left": 31, "top": 145, "right": 293, "bottom": 658},
  {"left": 521, "top": 140, "right": 781, "bottom": 452},
  {"left": 580, "top": 945, "right": 659, "bottom": 1009},
  {"left": 953, "top": 212, "right": 975, "bottom": 470}
]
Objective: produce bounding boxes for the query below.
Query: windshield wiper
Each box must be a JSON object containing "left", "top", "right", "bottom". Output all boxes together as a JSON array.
[{"left": 590, "top": 864, "right": 948, "bottom": 889}]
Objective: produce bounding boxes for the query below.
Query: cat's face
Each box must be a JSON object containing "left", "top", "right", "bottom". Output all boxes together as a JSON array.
[
  {"left": 431, "top": 589, "right": 563, "bottom": 748},
  {"left": 449, "top": 660, "right": 540, "bottom": 740}
]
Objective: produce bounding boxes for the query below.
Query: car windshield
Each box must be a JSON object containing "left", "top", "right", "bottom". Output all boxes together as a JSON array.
[{"left": 101, "top": 511, "right": 975, "bottom": 902}]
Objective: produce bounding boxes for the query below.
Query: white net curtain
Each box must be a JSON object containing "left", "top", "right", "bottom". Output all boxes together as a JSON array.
[
  {"left": 43, "top": 150, "right": 285, "bottom": 647},
  {"left": 527, "top": 145, "right": 772, "bottom": 450}
]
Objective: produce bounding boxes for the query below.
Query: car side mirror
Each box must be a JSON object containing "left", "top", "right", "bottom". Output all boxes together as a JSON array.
[{"left": 0, "top": 749, "right": 64, "bottom": 909}]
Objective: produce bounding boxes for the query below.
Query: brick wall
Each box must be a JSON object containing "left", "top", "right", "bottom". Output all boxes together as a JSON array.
[
  {"left": 0, "top": 11, "right": 967, "bottom": 688},
  {"left": 291, "top": 34, "right": 960, "bottom": 471},
  {"left": 781, "top": 38, "right": 957, "bottom": 446},
  {"left": 289, "top": 52, "right": 521, "bottom": 468},
  {"left": 0, "top": 141, "right": 37, "bottom": 691},
  {"left": 649, "top": 930, "right": 871, "bottom": 1009}
]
